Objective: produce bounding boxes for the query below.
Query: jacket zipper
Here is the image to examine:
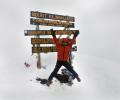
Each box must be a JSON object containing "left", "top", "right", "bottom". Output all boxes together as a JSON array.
[{"left": 63, "top": 47, "right": 65, "bottom": 60}]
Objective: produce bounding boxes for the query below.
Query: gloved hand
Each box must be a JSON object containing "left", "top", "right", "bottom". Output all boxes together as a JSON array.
[
  {"left": 50, "top": 28, "right": 54, "bottom": 32},
  {"left": 73, "top": 30, "right": 79, "bottom": 38},
  {"left": 50, "top": 29, "right": 56, "bottom": 37}
]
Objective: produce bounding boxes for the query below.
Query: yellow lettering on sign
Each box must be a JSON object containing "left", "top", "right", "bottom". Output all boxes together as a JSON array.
[
  {"left": 31, "top": 18, "right": 73, "bottom": 27},
  {"left": 25, "top": 30, "right": 79, "bottom": 36},
  {"left": 31, "top": 11, "right": 75, "bottom": 22},
  {"left": 32, "top": 46, "right": 77, "bottom": 53}
]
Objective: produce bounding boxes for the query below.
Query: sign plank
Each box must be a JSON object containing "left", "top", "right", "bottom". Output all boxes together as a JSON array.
[
  {"left": 31, "top": 11, "right": 75, "bottom": 22},
  {"left": 31, "top": 38, "right": 76, "bottom": 44},
  {"left": 24, "top": 30, "right": 79, "bottom": 36},
  {"left": 32, "top": 46, "right": 77, "bottom": 53},
  {"left": 30, "top": 18, "right": 74, "bottom": 28}
]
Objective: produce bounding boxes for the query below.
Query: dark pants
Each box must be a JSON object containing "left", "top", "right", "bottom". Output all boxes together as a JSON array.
[{"left": 48, "top": 60, "right": 78, "bottom": 81}]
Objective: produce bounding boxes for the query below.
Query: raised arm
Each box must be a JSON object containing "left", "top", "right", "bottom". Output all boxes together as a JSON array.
[
  {"left": 69, "top": 30, "right": 79, "bottom": 46},
  {"left": 73, "top": 30, "right": 79, "bottom": 39},
  {"left": 51, "top": 29, "right": 56, "bottom": 38},
  {"left": 50, "top": 29, "right": 58, "bottom": 44}
]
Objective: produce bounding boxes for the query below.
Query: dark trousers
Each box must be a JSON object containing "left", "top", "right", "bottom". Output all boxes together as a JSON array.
[{"left": 48, "top": 60, "right": 78, "bottom": 81}]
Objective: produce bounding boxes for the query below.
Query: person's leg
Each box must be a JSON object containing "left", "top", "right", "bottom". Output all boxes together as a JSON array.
[
  {"left": 47, "top": 61, "right": 62, "bottom": 82},
  {"left": 63, "top": 61, "right": 81, "bottom": 82}
]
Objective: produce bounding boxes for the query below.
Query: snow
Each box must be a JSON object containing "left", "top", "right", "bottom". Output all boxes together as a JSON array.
[{"left": 0, "top": 55, "right": 120, "bottom": 100}]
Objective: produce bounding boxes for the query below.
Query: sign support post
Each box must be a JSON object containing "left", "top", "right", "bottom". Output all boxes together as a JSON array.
[{"left": 36, "top": 25, "right": 42, "bottom": 69}]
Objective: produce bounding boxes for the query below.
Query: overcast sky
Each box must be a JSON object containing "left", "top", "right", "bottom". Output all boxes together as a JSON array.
[
  {"left": 0, "top": 0, "right": 120, "bottom": 63},
  {"left": 0, "top": 0, "right": 120, "bottom": 100}
]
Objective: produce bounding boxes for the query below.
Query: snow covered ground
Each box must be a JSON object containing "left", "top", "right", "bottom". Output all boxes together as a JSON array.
[
  {"left": 0, "top": 0, "right": 120, "bottom": 100},
  {"left": 0, "top": 55, "right": 120, "bottom": 100}
]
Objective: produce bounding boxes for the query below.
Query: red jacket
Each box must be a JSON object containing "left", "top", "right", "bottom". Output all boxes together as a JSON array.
[{"left": 53, "top": 37, "right": 76, "bottom": 61}]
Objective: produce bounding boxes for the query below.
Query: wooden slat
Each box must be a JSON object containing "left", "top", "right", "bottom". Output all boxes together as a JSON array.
[
  {"left": 31, "top": 11, "right": 75, "bottom": 22},
  {"left": 31, "top": 38, "right": 76, "bottom": 44},
  {"left": 24, "top": 30, "right": 79, "bottom": 36},
  {"left": 30, "top": 18, "right": 74, "bottom": 28},
  {"left": 32, "top": 46, "right": 77, "bottom": 53}
]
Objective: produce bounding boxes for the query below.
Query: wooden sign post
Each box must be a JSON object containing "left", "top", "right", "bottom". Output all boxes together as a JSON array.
[{"left": 35, "top": 25, "right": 42, "bottom": 69}]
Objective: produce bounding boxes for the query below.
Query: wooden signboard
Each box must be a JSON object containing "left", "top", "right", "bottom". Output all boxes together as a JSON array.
[
  {"left": 24, "top": 30, "right": 79, "bottom": 36},
  {"left": 24, "top": 11, "right": 78, "bottom": 69},
  {"left": 31, "top": 11, "right": 75, "bottom": 22},
  {"left": 32, "top": 46, "right": 77, "bottom": 53},
  {"left": 30, "top": 18, "right": 74, "bottom": 28},
  {"left": 31, "top": 38, "right": 76, "bottom": 44}
]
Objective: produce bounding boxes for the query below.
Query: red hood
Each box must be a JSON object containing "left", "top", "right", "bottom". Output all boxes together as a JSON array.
[{"left": 62, "top": 38, "right": 68, "bottom": 42}]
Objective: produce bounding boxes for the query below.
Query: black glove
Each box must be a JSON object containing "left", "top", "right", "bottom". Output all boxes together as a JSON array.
[
  {"left": 73, "top": 30, "right": 79, "bottom": 38},
  {"left": 50, "top": 29, "right": 56, "bottom": 37}
]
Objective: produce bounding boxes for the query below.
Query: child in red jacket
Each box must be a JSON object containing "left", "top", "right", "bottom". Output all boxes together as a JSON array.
[{"left": 47, "top": 29, "right": 81, "bottom": 86}]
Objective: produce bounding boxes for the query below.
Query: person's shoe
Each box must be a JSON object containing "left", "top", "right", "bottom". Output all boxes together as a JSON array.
[
  {"left": 36, "top": 77, "right": 42, "bottom": 81},
  {"left": 40, "top": 79, "right": 48, "bottom": 84},
  {"left": 46, "top": 81, "right": 52, "bottom": 86},
  {"left": 76, "top": 76, "right": 81, "bottom": 82}
]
